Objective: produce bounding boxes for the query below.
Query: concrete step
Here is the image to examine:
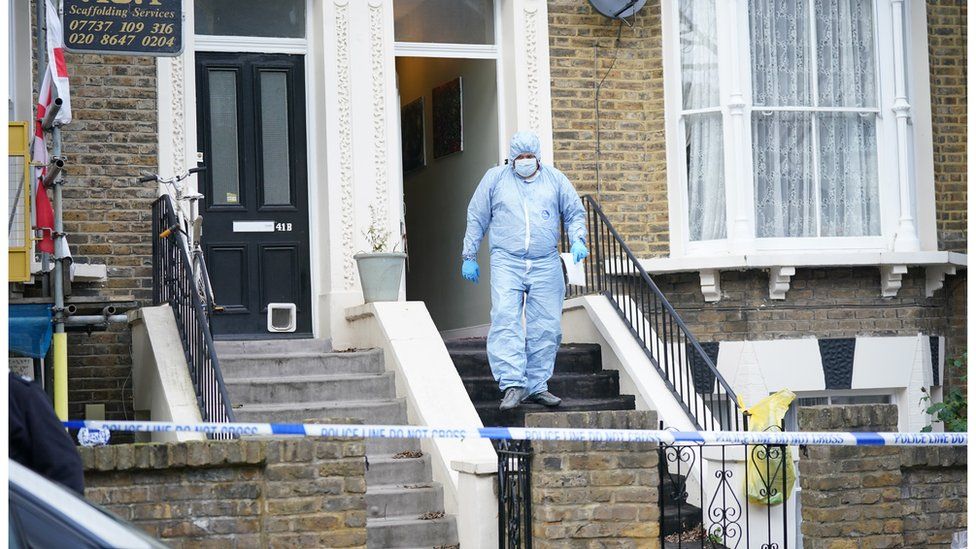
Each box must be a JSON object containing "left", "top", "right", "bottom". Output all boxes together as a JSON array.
[
  {"left": 449, "top": 343, "right": 604, "bottom": 377},
  {"left": 660, "top": 502, "right": 703, "bottom": 537},
  {"left": 215, "top": 338, "right": 332, "bottom": 355},
  {"left": 366, "top": 437, "right": 422, "bottom": 456},
  {"left": 220, "top": 349, "right": 385, "bottom": 379},
  {"left": 475, "top": 395, "right": 637, "bottom": 427},
  {"left": 462, "top": 371, "right": 621, "bottom": 401},
  {"left": 366, "top": 515, "right": 458, "bottom": 548},
  {"left": 367, "top": 483, "right": 444, "bottom": 519},
  {"left": 226, "top": 372, "right": 395, "bottom": 404},
  {"left": 233, "top": 398, "right": 407, "bottom": 425},
  {"left": 366, "top": 454, "right": 431, "bottom": 485}
]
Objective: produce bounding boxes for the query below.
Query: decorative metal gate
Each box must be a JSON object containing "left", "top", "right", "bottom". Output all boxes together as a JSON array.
[{"left": 658, "top": 436, "right": 794, "bottom": 548}]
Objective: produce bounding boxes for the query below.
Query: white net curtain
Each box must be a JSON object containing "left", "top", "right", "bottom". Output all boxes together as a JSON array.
[
  {"left": 681, "top": 0, "right": 881, "bottom": 242},
  {"left": 679, "top": 0, "right": 725, "bottom": 242}
]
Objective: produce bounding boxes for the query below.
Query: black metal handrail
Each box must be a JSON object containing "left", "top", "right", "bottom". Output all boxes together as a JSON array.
[
  {"left": 497, "top": 439, "right": 533, "bottom": 549},
  {"left": 562, "top": 195, "right": 746, "bottom": 431},
  {"left": 152, "top": 195, "right": 235, "bottom": 432}
]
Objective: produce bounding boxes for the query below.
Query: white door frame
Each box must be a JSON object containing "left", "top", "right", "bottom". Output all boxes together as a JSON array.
[{"left": 156, "top": 0, "right": 323, "bottom": 338}]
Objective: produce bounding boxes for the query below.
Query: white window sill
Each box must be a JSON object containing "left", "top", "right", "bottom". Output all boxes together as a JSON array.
[{"left": 635, "top": 251, "right": 967, "bottom": 302}]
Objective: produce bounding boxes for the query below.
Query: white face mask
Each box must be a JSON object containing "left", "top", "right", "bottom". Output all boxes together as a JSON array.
[{"left": 514, "top": 157, "right": 537, "bottom": 178}]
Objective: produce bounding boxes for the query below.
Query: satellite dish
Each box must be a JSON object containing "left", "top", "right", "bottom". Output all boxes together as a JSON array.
[{"left": 588, "top": 0, "right": 647, "bottom": 20}]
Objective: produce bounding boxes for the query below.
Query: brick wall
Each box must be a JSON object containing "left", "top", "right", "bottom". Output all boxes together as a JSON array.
[
  {"left": 527, "top": 410, "right": 660, "bottom": 547},
  {"left": 943, "top": 272, "right": 967, "bottom": 389},
  {"left": 548, "top": 0, "right": 669, "bottom": 256},
  {"left": 798, "top": 405, "right": 967, "bottom": 548},
  {"left": 28, "top": 46, "right": 158, "bottom": 425},
  {"left": 80, "top": 437, "right": 367, "bottom": 548},
  {"left": 900, "top": 447, "right": 968, "bottom": 547},
  {"left": 651, "top": 267, "right": 949, "bottom": 341},
  {"left": 928, "top": 0, "right": 967, "bottom": 253},
  {"left": 927, "top": 0, "right": 967, "bottom": 386}
]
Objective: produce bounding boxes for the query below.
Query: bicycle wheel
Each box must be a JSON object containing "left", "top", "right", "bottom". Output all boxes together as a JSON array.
[{"left": 192, "top": 250, "right": 220, "bottom": 317}]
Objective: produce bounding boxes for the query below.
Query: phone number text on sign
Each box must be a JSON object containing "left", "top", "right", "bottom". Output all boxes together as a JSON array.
[{"left": 63, "top": 0, "right": 182, "bottom": 57}]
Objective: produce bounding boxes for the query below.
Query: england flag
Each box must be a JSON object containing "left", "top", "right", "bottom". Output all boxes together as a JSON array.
[{"left": 31, "top": 0, "right": 71, "bottom": 260}]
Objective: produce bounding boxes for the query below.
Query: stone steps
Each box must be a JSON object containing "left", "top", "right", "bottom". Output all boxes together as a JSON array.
[
  {"left": 366, "top": 515, "right": 458, "bottom": 549},
  {"left": 448, "top": 338, "right": 637, "bottom": 428},
  {"left": 448, "top": 343, "right": 604, "bottom": 377},
  {"left": 215, "top": 338, "right": 332, "bottom": 355},
  {"left": 217, "top": 340, "right": 457, "bottom": 548},
  {"left": 233, "top": 398, "right": 408, "bottom": 425},
  {"left": 462, "top": 370, "right": 621, "bottom": 401},
  {"left": 476, "top": 395, "right": 637, "bottom": 427},
  {"left": 366, "top": 437, "right": 422, "bottom": 456},
  {"left": 220, "top": 349, "right": 386, "bottom": 378},
  {"left": 367, "top": 455, "right": 431, "bottom": 485},
  {"left": 225, "top": 372, "right": 396, "bottom": 403},
  {"left": 366, "top": 483, "right": 444, "bottom": 519}
]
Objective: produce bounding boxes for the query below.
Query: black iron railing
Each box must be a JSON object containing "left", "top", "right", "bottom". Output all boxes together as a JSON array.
[
  {"left": 658, "top": 426, "right": 794, "bottom": 548},
  {"left": 497, "top": 439, "right": 533, "bottom": 549},
  {"left": 561, "top": 196, "right": 745, "bottom": 431},
  {"left": 152, "top": 195, "right": 235, "bottom": 433}
]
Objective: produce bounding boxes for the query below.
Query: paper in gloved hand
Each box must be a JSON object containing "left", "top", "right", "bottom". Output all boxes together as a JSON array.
[{"left": 560, "top": 253, "right": 586, "bottom": 287}]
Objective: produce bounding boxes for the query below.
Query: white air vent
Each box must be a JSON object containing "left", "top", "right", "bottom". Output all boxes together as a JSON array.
[{"left": 267, "top": 303, "right": 297, "bottom": 333}]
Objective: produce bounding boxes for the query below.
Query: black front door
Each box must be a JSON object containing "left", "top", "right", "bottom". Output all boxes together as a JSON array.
[{"left": 195, "top": 52, "right": 312, "bottom": 338}]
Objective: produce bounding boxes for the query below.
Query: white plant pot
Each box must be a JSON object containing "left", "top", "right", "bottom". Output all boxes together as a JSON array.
[{"left": 354, "top": 252, "right": 406, "bottom": 303}]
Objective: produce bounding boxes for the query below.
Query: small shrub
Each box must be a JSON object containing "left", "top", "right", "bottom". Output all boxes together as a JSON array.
[{"left": 921, "top": 351, "right": 966, "bottom": 432}]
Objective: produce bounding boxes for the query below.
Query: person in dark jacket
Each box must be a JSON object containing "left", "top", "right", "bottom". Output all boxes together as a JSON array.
[{"left": 8, "top": 372, "right": 85, "bottom": 495}]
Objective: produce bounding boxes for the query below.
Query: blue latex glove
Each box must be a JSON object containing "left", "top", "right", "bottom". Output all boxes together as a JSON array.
[
  {"left": 461, "top": 259, "right": 480, "bottom": 284},
  {"left": 571, "top": 240, "right": 589, "bottom": 264}
]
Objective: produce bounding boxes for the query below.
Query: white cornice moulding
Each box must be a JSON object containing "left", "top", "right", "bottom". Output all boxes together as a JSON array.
[
  {"left": 925, "top": 264, "right": 958, "bottom": 297},
  {"left": 880, "top": 264, "right": 908, "bottom": 297},
  {"left": 767, "top": 266, "right": 795, "bottom": 300},
  {"left": 699, "top": 269, "right": 721, "bottom": 302},
  {"left": 393, "top": 42, "right": 499, "bottom": 59},
  {"left": 639, "top": 251, "right": 967, "bottom": 273},
  {"left": 634, "top": 251, "right": 966, "bottom": 302},
  {"left": 194, "top": 35, "right": 309, "bottom": 54}
]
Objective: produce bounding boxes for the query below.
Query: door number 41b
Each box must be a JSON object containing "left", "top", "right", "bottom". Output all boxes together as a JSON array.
[{"left": 275, "top": 222, "right": 293, "bottom": 232}]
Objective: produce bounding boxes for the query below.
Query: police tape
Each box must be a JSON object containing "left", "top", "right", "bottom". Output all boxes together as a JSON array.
[{"left": 61, "top": 420, "right": 968, "bottom": 446}]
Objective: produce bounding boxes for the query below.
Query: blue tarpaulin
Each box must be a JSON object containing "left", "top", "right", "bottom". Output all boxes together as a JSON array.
[{"left": 9, "top": 304, "right": 53, "bottom": 358}]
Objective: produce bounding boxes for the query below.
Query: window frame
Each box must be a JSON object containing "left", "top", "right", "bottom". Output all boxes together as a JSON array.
[
  {"left": 8, "top": 0, "right": 33, "bottom": 121},
  {"left": 663, "top": 0, "right": 908, "bottom": 258}
]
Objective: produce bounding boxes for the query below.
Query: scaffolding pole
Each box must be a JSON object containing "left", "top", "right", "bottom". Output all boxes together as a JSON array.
[{"left": 36, "top": 1, "right": 68, "bottom": 420}]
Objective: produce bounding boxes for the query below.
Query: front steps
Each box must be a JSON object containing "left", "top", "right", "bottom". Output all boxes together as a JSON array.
[
  {"left": 216, "top": 340, "right": 458, "bottom": 548},
  {"left": 447, "top": 338, "right": 636, "bottom": 427}
]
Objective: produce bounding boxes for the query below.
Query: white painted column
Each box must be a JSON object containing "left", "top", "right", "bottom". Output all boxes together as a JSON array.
[
  {"left": 498, "top": 0, "right": 554, "bottom": 159},
  {"left": 889, "top": 0, "right": 921, "bottom": 252},
  {"left": 156, "top": 0, "right": 198, "bottom": 193},
  {"left": 323, "top": 0, "right": 402, "bottom": 347},
  {"left": 726, "top": 0, "right": 754, "bottom": 250}
]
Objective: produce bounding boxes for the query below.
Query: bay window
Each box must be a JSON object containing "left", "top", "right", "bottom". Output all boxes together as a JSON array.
[{"left": 665, "top": 0, "right": 925, "bottom": 255}]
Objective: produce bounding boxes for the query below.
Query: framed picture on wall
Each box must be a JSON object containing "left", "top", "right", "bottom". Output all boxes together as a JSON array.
[
  {"left": 432, "top": 77, "right": 463, "bottom": 159},
  {"left": 401, "top": 97, "right": 426, "bottom": 173}
]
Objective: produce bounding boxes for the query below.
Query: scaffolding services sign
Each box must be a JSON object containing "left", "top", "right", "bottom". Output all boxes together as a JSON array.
[{"left": 63, "top": 0, "right": 182, "bottom": 56}]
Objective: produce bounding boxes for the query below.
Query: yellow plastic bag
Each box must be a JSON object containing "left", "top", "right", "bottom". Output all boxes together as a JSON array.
[{"left": 743, "top": 389, "right": 796, "bottom": 506}]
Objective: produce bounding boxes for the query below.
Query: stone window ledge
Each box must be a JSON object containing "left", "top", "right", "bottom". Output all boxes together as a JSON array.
[{"left": 636, "top": 251, "right": 967, "bottom": 302}]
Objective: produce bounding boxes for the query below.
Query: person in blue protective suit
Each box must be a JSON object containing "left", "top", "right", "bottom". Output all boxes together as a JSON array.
[{"left": 461, "top": 131, "right": 589, "bottom": 411}]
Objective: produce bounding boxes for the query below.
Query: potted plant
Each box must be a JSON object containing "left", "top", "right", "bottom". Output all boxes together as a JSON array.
[{"left": 354, "top": 204, "right": 407, "bottom": 303}]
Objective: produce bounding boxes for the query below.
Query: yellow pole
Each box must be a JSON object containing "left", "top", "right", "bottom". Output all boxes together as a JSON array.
[{"left": 53, "top": 332, "right": 68, "bottom": 420}]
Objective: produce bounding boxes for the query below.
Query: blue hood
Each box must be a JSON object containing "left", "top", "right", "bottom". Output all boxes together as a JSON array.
[{"left": 508, "top": 131, "right": 542, "bottom": 164}]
